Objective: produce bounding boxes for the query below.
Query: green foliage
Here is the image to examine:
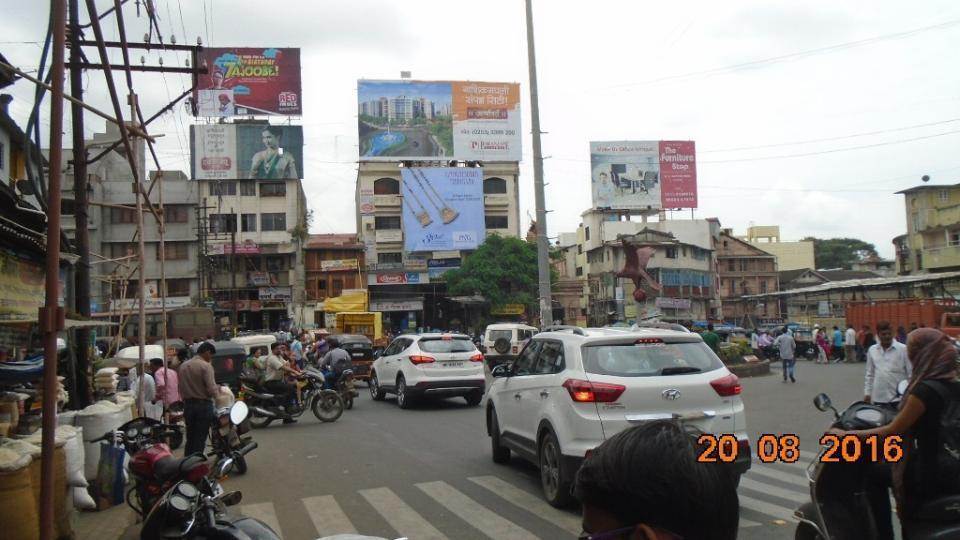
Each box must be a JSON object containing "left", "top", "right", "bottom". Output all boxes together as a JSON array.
[
  {"left": 429, "top": 118, "right": 454, "bottom": 155},
  {"left": 802, "top": 237, "right": 878, "bottom": 270},
  {"left": 444, "top": 235, "right": 541, "bottom": 311}
]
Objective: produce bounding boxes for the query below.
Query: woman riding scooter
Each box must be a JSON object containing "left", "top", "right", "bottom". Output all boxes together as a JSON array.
[{"left": 830, "top": 328, "right": 960, "bottom": 534}]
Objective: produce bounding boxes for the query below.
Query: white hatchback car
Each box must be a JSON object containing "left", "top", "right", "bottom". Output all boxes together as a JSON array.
[
  {"left": 486, "top": 326, "right": 750, "bottom": 507},
  {"left": 369, "top": 333, "right": 486, "bottom": 409}
]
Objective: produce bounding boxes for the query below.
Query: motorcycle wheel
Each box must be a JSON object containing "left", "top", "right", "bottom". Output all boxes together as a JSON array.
[
  {"left": 249, "top": 413, "right": 273, "bottom": 429},
  {"left": 312, "top": 390, "right": 344, "bottom": 422},
  {"left": 167, "top": 430, "right": 184, "bottom": 451},
  {"left": 232, "top": 451, "right": 248, "bottom": 475}
]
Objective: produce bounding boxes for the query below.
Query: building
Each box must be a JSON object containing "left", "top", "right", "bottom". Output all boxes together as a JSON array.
[
  {"left": 851, "top": 255, "right": 896, "bottom": 277},
  {"left": 895, "top": 183, "right": 960, "bottom": 274},
  {"left": 777, "top": 268, "right": 881, "bottom": 322},
  {"left": 739, "top": 225, "right": 815, "bottom": 272},
  {"left": 355, "top": 161, "right": 521, "bottom": 331},
  {"left": 552, "top": 232, "right": 586, "bottom": 326},
  {"left": 302, "top": 234, "right": 366, "bottom": 328},
  {"left": 716, "top": 231, "right": 780, "bottom": 325},
  {"left": 196, "top": 176, "right": 307, "bottom": 332}
]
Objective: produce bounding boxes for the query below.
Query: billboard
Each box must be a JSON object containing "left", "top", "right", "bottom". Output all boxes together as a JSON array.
[
  {"left": 401, "top": 167, "right": 485, "bottom": 252},
  {"left": 195, "top": 47, "right": 302, "bottom": 116},
  {"left": 590, "top": 141, "right": 698, "bottom": 210},
  {"left": 191, "top": 125, "right": 303, "bottom": 180},
  {"left": 358, "top": 80, "right": 521, "bottom": 161}
]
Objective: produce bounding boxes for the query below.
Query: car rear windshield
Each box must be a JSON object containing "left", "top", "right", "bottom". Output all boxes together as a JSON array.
[
  {"left": 582, "top": 341, "right": 723, "bottom": 377},
  {"left": 487, "top": 330, "right": 512, "bottom": 342},
  {"left": 419, "top": 337, "right": 477, "bottom": 353}
]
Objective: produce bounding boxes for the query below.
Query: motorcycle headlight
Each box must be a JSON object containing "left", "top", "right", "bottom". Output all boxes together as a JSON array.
[
  {"left": 175, "top": 482, "right": 199, "bottom": 499},
  {"left": 169, "top": 494, "right": 192, "bottom": 513}
]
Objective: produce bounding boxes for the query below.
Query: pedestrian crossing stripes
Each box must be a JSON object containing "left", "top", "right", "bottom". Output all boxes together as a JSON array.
[{"left": 239, "top": 463, "right": 812, "bottom": 539}]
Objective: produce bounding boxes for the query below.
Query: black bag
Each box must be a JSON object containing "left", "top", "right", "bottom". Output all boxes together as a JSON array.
[{"left": 925, "top": 380, "right": 960, "bottom": 485}]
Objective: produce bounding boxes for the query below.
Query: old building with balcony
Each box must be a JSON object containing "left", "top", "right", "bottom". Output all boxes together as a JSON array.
[
  {"left": 896, "top": 183, "right": 960, "bottom": 275},
  {"left": 302, "top": 234, "right": 366, "bottom": 328},
  {"left": 716, "top": 231, "right": 780, "bottom": 325}
]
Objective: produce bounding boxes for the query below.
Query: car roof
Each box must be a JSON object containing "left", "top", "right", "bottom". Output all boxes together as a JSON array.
[
  {"left": 414, "top": 332, "right": 472, "bottom": 340},
  {"left": 333, "top": 334, "right": 371, "bottom": 343},
  {"left": 535, "top": 326, "right": 703, "bottom": 342},
  {"left": 486, "top": 323, "right": 537, "bottom": 330}
]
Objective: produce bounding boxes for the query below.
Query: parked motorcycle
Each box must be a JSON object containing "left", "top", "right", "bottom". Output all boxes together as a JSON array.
[
  {"left": 140, "top": 480, "right": 280, "bottom": 540},
  {"left": 209, "top": 401, "right": 257, "bottom": 477},
  {"left": 242, "top": 369, "right": 344, "bottom": 428},
  {"left": 794, "top": 385, "right": 960, "bottom": 539}
]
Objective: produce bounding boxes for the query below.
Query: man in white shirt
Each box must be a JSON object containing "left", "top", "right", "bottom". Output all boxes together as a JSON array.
[
  {"left": 844, "top": 325, "right": 857, "bottom": 363},
  {"left": 864, "top": 321, "right": 912, "bottom": 405}
]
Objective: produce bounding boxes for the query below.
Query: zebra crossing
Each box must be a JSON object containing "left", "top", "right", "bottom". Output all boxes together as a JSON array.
[{"left": 237, "top": 455, "right": 815, "bottom": 539}]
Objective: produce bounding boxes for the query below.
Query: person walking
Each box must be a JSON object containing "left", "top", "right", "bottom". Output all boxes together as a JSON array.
[
  {"left": 815, "top": 327, "right": 830, "bottom": 364},
  {"left": 702, "top": 324, "right": 721, "bottom": 354},
  {"left": 832, "top": 326, "right": 844, "bottom": 363},
  {"left": 864, "top": 321, "right": 912, "bottom": 407},
  {"left": 774, "top": 326, "right": 797, "bottom": 383},
  {"left": 179, "top": 342, "right": 219, "bottom": 456},
  {"left": 845, "top": 324, "right": 858, "bottom": 363},
  {"left": 151, "top": 357, "right": 181, "bottom": 419}
]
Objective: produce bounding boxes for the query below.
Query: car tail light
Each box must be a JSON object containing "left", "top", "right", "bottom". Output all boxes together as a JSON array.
[
  {"left": 469, "top": 353, "right": 484, "bottom": 362},
  {"left": 635, "top": 338, "right": 663, "bottom": 344},
  {"left": 409, "top": 355, "right": 435, "bottom": 365},
  {"left": 710, "top": 374, "right": 741, "bottom": 396},
  {"left": 562, "top": 379, "right": 626, "bottom": 403}
]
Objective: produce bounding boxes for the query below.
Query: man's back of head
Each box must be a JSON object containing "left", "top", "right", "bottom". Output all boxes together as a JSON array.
[{"left": 573, "top": 420, "right": 738, "bottom": 540}]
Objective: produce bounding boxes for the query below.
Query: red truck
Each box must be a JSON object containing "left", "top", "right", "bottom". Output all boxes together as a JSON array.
[{"left": 845, "top": 298, "right": 960, "bottom": 338}]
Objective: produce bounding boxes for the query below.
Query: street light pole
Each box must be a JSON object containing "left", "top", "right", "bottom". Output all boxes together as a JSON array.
[{"left": 524, "top": 0, "right": 553, "bottom": 326}]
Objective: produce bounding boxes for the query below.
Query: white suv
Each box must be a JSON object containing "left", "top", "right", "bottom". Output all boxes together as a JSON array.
[
  {"left": 482, "top": 323, "right": 538, "bottom": 367},
  {"left": 369, "top": 333, "right": 486, "bottom": 409},
  {"left": 486, "top": 326, "right": 750, "bottom": 507}
]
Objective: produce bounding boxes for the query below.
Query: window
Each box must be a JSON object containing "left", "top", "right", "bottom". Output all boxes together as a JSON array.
[
  {"left": 111, "top": 206, "right": 138, "bottom": 224},
  {"left": 265, "top": 256, "right": 286, "bottom": 271},
  {"left": 577, "top": 245, "right": 583, "bottom": 254},
  {"left": 109, "top": 243, "right": 138, "bottom": 258},
  {"left": 164, "top": 205, "right": 189, "bottom": 223},
  {"left": 512, "top": 341, "right": 542, "bottom": 376},
  {"left": 157, "top": 242, "right": 189, "bottom": 260},
  {"left": 378, "top": 252, "right": 402, "bottom": 264},
  {"left": 739, "top": 259, "right": 748, "bottom": 272},
  {"left": 534, "top": 341, "right": 565, "bottom": 374},
  {"left": 259, "top": 182, "right": 286, "bottom": 197},
  {"left": 241, "top": 213, "right": 257, "bottom": 232},
  {"left": 682, "top": 246, "right": 687, "bottom": 258},
  {"left": 209, "top": 213, "right": 237, "bottom": 233},
  {"left": 575, "top": 267, "right": 583, "bottom": 276},
  {"left": 916, "top": 252, "right": 923, "bottom": 271},
  {"left": 940, "top": 190, "right": 950, "bottom": 203},
  {"left": 485, "top": 215, "right": 509, "bottom": 229},
  {"left": 730, "top": 280, "right": 736, "bottom": 294},
  {"left": 665, "top": 247, "right": 678, "bottom": 259},
  {"left": 210, "top": 181, "right": 237, "bottom": 196},
  {"left": 261, "top": 213, "right": 286, "bottom": 231},
  {"left": 165, "top": 278, "right": 191, "bottom": 296},
  {"left": 483, "top": 177, "right": 507, "bottom": 194},
  {"left": 375, "top": 216, "right": 401, "bottom": 230},
  {"left": 317, "top": 280, "right": 327, "bottom": 292},
  {"left": 949, "top": 232, "right": 960, "bottom": 247},
  {"left": 419, "top": 337, "right": 477, "bottom": 353},
  {"left": 332, "top": 279, "right": 343, "bottom": 297},
  {"left": 582, "top": 342, "right": 723, "bottom": 377},
  {"left": 727, "top": 259, "right": 735, "bottom": 272},
  {"left": 912, "top": 213, "right": 920, "bottom": 231},
  {"left": 585, "top": 227, "right": 591, "bottom": 241},
  {"left": 239, "top": 182, "right": 257, "bottom": 196},
  {"left": 760, "top": 279, "right": 768, "bottom": 293},
  {"left": 373, "top": 177, "right": 400, "bottom": 195}
]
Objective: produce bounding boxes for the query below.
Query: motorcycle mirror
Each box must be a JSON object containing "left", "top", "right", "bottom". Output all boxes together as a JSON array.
[
  {"left": 218, "top": 490, "right": 243, "bottom": 507},
  {"left": 896, "top": 379, "right": 909, "bottom": 397},
  {"left": 229, "top": 401, "right": 249, "bottom": 425},
  {"left": 813, "top": 393, "right": 832, "bottom": 412}
]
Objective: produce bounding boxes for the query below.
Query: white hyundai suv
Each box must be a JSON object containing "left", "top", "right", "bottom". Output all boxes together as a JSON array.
[
  {"left": 369, "top": 333, "right": 486, "bottom": 409},
  {"left": 486, "top": 325, "right": 750, "bottom": 507}
]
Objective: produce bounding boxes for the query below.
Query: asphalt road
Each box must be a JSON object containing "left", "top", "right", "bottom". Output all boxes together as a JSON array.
[{"left": 221, "top": 360, "right": 876, "bottom": 540}]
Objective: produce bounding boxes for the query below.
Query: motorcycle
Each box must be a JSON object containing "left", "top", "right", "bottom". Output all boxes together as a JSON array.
[
  {"left": 328, "top": 368, "right": 359, "bottom": 410},
  {"left": 242, "top": 368, "right": 344, "bottom": 428},
  {"left": 794, "top": 383, "right": 960, "bottom": 539},
  {"left": 209, "top": 401, "right": 258, "bottom": 477},
  {"left": 141, "top": 480, "right": 280, "bottom": 540}
]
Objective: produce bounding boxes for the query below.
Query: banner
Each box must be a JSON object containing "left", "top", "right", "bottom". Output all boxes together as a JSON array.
[
  {"left": 590, "top": 140, "right": 698, "bottom": 210},
  {"left": 110, "top": 297, "right": 192, "bottom": 311},
  {"left": 370, "top": 299, "right": 424, "bottom": 312},
  {"left": 191, "top": 125, "right": 303, "bottom": 180},
  {"left": 401, "top": 167, "right": 485, "bottom": 252},
  {"left": 491, "top": 304, "right": 526, "bottom": 316},
  {"left": 208, "top": 240, "right": 260, "bottom": 255},
  {"left": 0, "top": 254, "right": 44, "bottom": 321},
  {"left": 358, "top": 79, "right": 521, "bottom": 161},
  {"left": 320, "top": 259, "right": 359, "bottom": 272},
  {"left": 258, "top": 286, "right": 292, "bottom": 302},
  {"left": 195, "top": 48, "right": 302, "bottom": 116}
]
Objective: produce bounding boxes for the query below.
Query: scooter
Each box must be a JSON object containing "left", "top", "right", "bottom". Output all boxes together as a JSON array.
[
  {"left": 140, "top": 480, "right": 280, "bottom": 540},
  {"left": 794, "top": 383, "right": 960, "bottom": 539},
  {"left": 242, "top": 369, "right": 344, "bottom": 428}
]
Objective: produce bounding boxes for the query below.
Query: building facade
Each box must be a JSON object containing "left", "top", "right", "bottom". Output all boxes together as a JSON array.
[
  {"left": 895, "top": 183, "right": 960, "bottom": 275},
  {"left": 355, "top": 161, "right": 521, "bottom": 332},
  {"left": 739, "top": 225, "right": 815, "bottom": 272},
  {"left": 716, "top": 231, "right": 780, "bottom": 325},
  {"left": 302, "top": 234, "right": 366, "bottom": 328}
]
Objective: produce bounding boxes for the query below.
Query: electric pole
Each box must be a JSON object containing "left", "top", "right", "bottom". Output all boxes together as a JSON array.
[{"left": 524, "top": 0, "right": 553, "bottom": 326}]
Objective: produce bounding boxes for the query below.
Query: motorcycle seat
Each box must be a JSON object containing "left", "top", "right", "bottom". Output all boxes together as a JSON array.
[
  {"left": 154, "top": 454, "right": 206, "bottom": 482},
  {"left": 914, "top": 494, "right": 960, "bottom": 522}
]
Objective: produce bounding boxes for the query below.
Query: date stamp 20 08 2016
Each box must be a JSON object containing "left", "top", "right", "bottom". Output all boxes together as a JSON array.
[{"left": 696, "top": 433, "right": 904, "bottom": 464}]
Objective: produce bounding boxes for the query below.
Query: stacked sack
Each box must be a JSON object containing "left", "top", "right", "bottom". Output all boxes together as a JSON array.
[
  {"left": 93, "top": 367, "right": 119, "bottom": 395},
  {"left": 36, "top": 376, "right": 68, "bottom": 410},
  {"left": 73, "top": 401, "right": 131, "bottom": 481},
  {"left": 21, "top": 427, "right": 73, "bottom": 538},
  {"left": 23, "top": 425, "right": 96, "bottom": 510},
  {"left": 0, "top": 446, "right": 37, "bottom": 540}
]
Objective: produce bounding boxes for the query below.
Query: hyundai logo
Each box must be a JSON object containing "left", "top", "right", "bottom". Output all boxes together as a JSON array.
[{"left": 662, "top": 389, "right": 681, "bottom": 400}]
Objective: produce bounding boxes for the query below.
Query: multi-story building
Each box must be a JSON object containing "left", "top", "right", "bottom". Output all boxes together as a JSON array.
[
  {"left": 355, "top": 161, "right": 521, "bottom": 331},
  {"left": 302, "top": 234, "right": 366, "bottom": 327},
  {"left": 739, "top": 225, "right": 815, "bottom": 272},
  {"left": 895, "top": 183, "right": 960, "bottom": 274},
  {"left": 716, "top": 230, "right": 780, "bottom": 325},
  {"left": 196, "top": 176, "right": 307, "bottom": 331}
]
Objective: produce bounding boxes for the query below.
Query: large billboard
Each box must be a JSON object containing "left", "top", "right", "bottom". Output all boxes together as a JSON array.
[
  {"left": 401, "top": 167, "right": 485, "bottom": 252},
  {"left": 590, "top": 140, "right": 698, "bottom": 210},
  {"left": 358, "top": 80, "right": 521, "bottom": 161},
  {"left": 195, "top": 47, "right": 302, "bottom": 117},
  {"left": 191, "top": 124, "right": 303, "bottom": 180}
]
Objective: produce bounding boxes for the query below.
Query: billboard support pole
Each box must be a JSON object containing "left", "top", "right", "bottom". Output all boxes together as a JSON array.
[{"left": 524, "top": 0, "right": 553, "bottom": 326}]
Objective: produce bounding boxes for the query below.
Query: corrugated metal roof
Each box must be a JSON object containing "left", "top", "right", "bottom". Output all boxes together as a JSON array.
[{"left": 743, "top": 270, "right": 960, "bottom": 299}]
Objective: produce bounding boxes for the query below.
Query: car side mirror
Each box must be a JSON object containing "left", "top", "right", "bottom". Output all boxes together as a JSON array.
[
  {"left": 813, "top": 393, "right": 832, "bottom": 411},
  {"left": 491, "top": 364, "right": 511, "bottom": 378}
]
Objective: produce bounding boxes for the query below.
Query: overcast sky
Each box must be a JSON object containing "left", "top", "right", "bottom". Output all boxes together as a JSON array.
[{"left": 3, "top": 0, "right": 960, "bottom": 258}]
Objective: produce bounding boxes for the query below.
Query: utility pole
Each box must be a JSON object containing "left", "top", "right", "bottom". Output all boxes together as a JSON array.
[
  {"left": 68, "top": 0, "right": 92, "bottom": 408},
  {"left": 524, "top": 0, "right": 553, "bottom": 326},
  {"left": 231, "top": 214, "right": 238, "bottom": 334}
]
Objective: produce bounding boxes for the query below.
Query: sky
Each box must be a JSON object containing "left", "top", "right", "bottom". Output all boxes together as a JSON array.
[{"left": 2, "top": 0, "right": 960, "bottom": 259}]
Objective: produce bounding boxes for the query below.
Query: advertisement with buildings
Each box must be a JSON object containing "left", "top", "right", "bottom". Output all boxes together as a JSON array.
[
  {"left": 191, "top": 125, "right": 303, "bottom": 180},
  {"left": 195, "top": 47, "right": 302, "bottom": 116},
  {"left": 400, "top": 167, "right": 485, "bottom": 252},
  {"left": 358, "top": 80, "right": 521, "bottom": 161},
  {"left": 590, "top": 140, "right": 698, "bottom": 210}
]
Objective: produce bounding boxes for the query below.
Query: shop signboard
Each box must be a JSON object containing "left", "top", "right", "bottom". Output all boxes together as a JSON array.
[
  {"left": 358, "top": 79, "right": 521, "bottom": 161},
  {"left": 110, "top": 296, "right": 192, "bottom": 311},
  {"left": 374, "top": 273, "right": 407, "bottom": 285},
  {"left": 428, "top": 267, "right": 459, "bottom": 280},
  {"left": 375, "top": 229, "right": 403, "bottom": 243},
  {"left": 208, "top": 240, "right": 260, "bottom": 255},
  {"left": 427, "top": 258, "right": 461, "bottom": 268},
  {"left": 370, "top": 299, "right": 424, "bottom": 312},
  {"left": 191, "top": 124, "right": 304, "bottom": 180},
  {"left": 195, "top": 47, "right": 302, "bottom": 117},
  {"left": 320, "top": 259, "right": 359, "bottom": 272},
  {"left": 589, "top": 140, "right": 698, "bottom": 210},
  {"left": 359, "top": 187, "right": 375, "bottom": 215},
  {"left": 258, "top": 286, "right": 292, "bottom": 302},
  {"left": 491, "top": 304, "right": 526, "bottom": 316},
  {"left": 401, "top": 167, "right": 485, "bottom": 252},
  {"left": 655, "top": 297, "right": 692, "bottom": 310},
  {"left": 247, "top": 272, "right": 272, "bottom": 286},
  {"left": 0, "top": 254, "right": 45, "bottom": 321}
]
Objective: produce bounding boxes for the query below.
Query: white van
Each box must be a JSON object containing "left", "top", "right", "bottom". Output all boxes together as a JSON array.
[{"left": 482, "top": 323, "right": 538, "bottom": 367}]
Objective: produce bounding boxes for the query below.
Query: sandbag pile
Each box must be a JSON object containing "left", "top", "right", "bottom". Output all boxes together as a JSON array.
[{"left": 93, "top": 367, "right": 119, "bottom": 394}]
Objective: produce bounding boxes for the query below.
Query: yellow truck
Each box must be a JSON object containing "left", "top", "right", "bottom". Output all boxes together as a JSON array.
[{"left": 334, "top": 312, "right": 383, "bottom": 342}]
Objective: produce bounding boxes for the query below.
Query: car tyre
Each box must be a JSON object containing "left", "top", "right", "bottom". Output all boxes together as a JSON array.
[
  {"left": 539, "top": 430, "right": 574, "bottom": 508},
  {"left": 489, "top": 409, "right": 510, "bottom": 464},
  {"left": 396, "top": 375, "right": 413, "bottom": 409},
  {"left": 369, "top": 372, "right": 386, "bottom": 401},
  {"left": 464, "top": 390, "right": 483, "bottom": 407}
]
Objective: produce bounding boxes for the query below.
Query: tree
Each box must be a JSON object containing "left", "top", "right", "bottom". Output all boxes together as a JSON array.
[
  {"left": 801, "top": 237, "right": 878, "bottom": 270},
  {"left": 444, "top": 235, "right": 551, "bottom": 311}
]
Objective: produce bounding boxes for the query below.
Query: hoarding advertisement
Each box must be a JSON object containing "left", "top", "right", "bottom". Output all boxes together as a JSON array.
[
  {"left": 358, "top": 80, "right": 521, "bottom": 161},
  {"left": 191, "top": 125, "right": 303, "bottom": 180},
  {"left": 195, "top": 47, "right": 302, "bottom": 116},
  {"left": 589, "top": 140, "right": 698, "bottom": 210},
  {"left": 401, "top": 167, "right": 485, "bottom": 252}
]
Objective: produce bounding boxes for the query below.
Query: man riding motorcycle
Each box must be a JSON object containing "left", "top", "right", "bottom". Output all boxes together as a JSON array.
[
  {"left": 319, "top": 337, "right": 352, "bottom": 391},
  {"left": 263, "top": 342, "right": 302, "bottom": 424}
]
